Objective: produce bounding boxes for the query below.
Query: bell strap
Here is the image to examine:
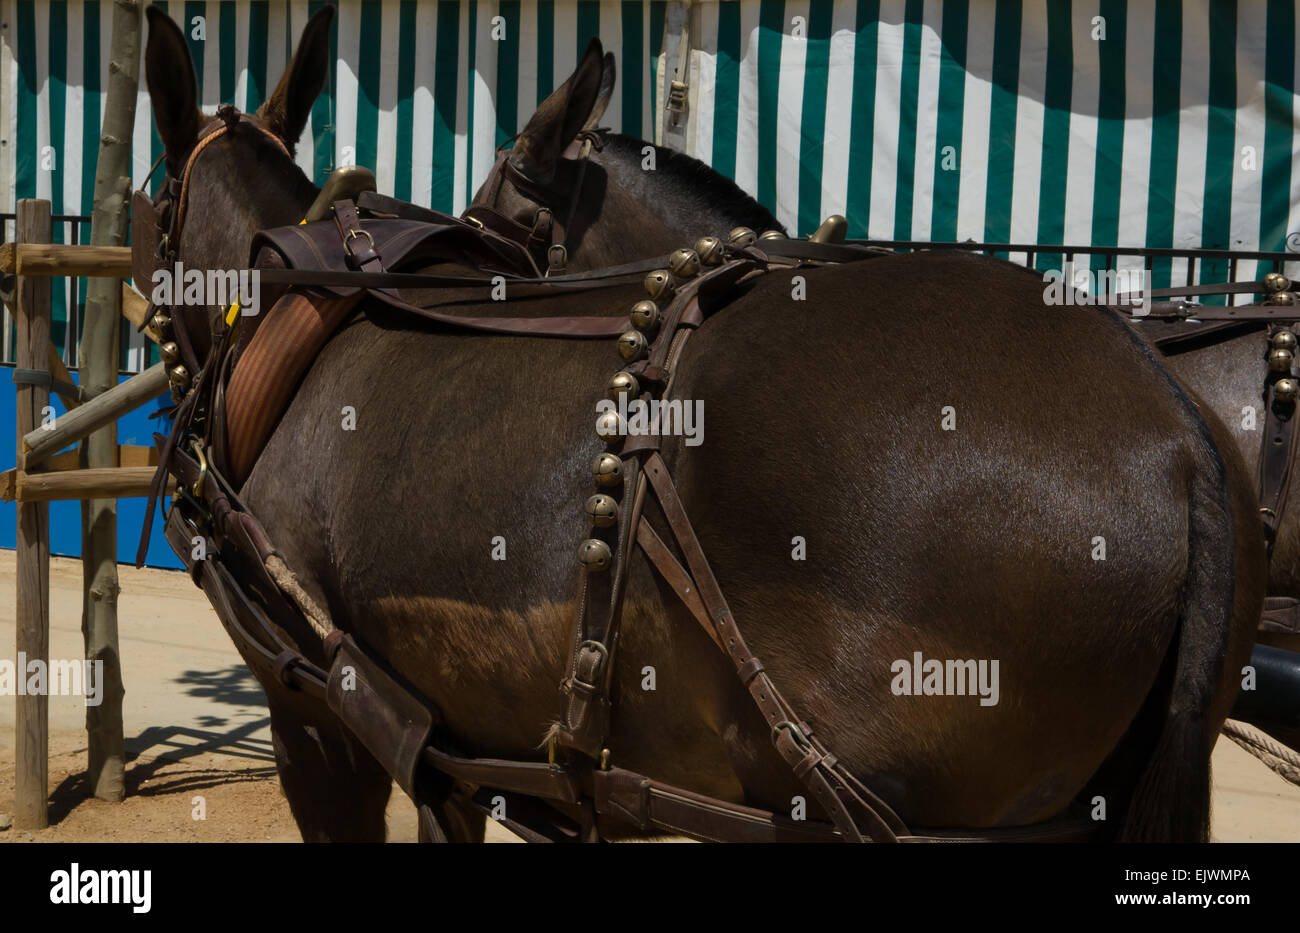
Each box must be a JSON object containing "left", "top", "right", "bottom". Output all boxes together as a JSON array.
[{"left": 1258, "top": 326, "right": 1300, "bottom": 552}]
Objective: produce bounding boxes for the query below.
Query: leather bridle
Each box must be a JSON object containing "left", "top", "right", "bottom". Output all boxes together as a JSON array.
[{"left": 462, "top": 129, "right": 605, "bottom": 277}]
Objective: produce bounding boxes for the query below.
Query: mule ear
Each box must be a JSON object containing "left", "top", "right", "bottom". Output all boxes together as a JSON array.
[
  {"left": 258, "top": 5, "right": 335, "bottom": 151},
  {"left": 510, "top": 38, "right": 606, "bottom": 184},
  {"left": 144, "top": 6, "right": 203, "bottom": 172},
  {"left": 582, "top": 52, "right": 617, "bottom": 133}
]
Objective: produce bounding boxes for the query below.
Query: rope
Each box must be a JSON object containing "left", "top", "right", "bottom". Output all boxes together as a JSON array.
[
  {"left": 265, "top": 554, "right": 334, "bottom": 642},
  {"left": 1223, "top": 719, "right": 1300, "bottom": 786}
]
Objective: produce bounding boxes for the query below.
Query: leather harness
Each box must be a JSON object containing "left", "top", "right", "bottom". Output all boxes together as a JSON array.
[{"left": 131, "top": 107, "right": 1291, "bottom": 843}]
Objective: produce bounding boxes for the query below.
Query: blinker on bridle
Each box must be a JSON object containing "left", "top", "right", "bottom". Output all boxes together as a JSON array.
[{"left": 462, "top": 127, "right": 606, "bottom": 277}]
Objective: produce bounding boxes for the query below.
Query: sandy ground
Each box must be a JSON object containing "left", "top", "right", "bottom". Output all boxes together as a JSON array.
[{"left": 0, "top": 553, "right": 1297, "bottom": 843}]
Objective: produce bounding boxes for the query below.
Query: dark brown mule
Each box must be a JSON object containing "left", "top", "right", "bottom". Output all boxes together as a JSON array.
[{"left": 145, "top": 6, "right": 1262, "bottom": 842}]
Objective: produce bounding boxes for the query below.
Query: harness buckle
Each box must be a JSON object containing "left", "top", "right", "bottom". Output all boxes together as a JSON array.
[
  {"left": 546, "top": 244, "right": 568, "bottom": 276},
  {"left": 343, "top": 227, "right": 376, "bottom": 257}
]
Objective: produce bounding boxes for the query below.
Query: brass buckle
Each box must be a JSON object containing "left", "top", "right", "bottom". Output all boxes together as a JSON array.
[
  {"left": 546, "top": 244, "right": 567, "bottom": 275},
  {"left": 190, "top": 439, "right": 208, "bottom": 498},
  {"left": 343, "top": 227, "right": 376, "bottom": 258}
]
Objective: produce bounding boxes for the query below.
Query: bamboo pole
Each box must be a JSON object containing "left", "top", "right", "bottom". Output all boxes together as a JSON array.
[
  {"left": 21, "top": 363, "right": 169, "bottom": 469},
  {"left": 14, "top": 200, "right": 52, "bottom": 830}
]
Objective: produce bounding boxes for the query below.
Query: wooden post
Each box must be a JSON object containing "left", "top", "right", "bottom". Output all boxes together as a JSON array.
[
  {"left": 80, "top": 0, "right": 141, "bottom": 803},
  {"left": 14, "top": 199, "right": 52, "bottom": 830}
]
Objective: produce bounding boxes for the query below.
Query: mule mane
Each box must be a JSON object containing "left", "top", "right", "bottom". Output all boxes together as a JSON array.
[{"left": 598, "top": 133, "right": 784, "bottom": 237}]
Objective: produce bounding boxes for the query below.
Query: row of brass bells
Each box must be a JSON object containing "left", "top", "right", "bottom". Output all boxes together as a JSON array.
[
  {"left": 1273, "top": 330, "right": 1299, "bottom": 404},
  {"left": 152, "top": 310, "right": 190, "bottom": 391},
  {"left": 580, "top": 452, "right": 623, "bottom": 569}
]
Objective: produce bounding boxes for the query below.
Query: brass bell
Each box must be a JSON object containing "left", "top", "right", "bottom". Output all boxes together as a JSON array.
[
  {"left": 1269, "top": 348, "right": 1294, "bottom": 372},
  {"left": 728, "top": 227, "right": 757, "bottom": 248},
  {"left": 160, "top": 341, "right": 181, "bottom": 365},
  {"left": 585, "top": 494, "right": 618, "bottom": 529},
  {"left": 759, "top": 229, "right": 786, "bottom": 241},
  {"left": 1275, "top": 378, "right": 1300, "bottom": 403},
  {"left": 1264, "top": 272, "right": 1291, "bottom": 293},
  {"left": 630, "top": 300, "right": 660, "bottom": 333},
  {"left": 578, "top": 538, "right": 613, "bottom": 572},
  {"left": 1268, "top": 291, "right": 1297, "bottom": 306},
  {"left": 607, "top": 371, "right": 640, "bottom": 401},
  {"left": 592, "top": 453, "right": 623, "bottom": 487},
  {"left": 168, "top": 364, "right": 190, "bottom": 388},
  {"left": 151, "top": 311, "right": 172, "bottom": 334},
  {"left": 1272, "top": 330, "right": 1298, "bottom": 353},
  {"left": 596, "top": 409, "right": 625, "bottom": 442},
  {"left": 617, "top": 329, "right": 649, "bottom": 362},
  {"left": 644, "top": 270, "right": 676, "bottom": 301},
  {"left": 694, "top": 236, "right": 725, "bottom": 266},
  {"left": 669, "top": 248, "right": 701, "bottom": 280}
]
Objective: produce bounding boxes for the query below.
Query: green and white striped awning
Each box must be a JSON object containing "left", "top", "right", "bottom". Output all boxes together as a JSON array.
[{"left": 5, "top": 0, "right": 1299, "bottom": 365}]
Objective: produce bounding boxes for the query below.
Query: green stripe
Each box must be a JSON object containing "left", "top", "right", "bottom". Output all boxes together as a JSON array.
[
  {"left": 220, "top": 1, "right": 237, "bottom": 103},
  {"left": 537, "top": 0, "right": 554, "bottom": 105},
  {"left": 577, "top": 0, "right": 599, "bottom": 49},
  {"left": 844, "top": 0, "right": 880, "bottom": 237},
  {"left": 1200, "top": 0, "right": 1236, "bottom": 301},
  {"left": 711, "top": 0, "right": 741, "bottom": 178},
  {"left": 930, "top": 0, "right": 967, "bottom": 242},
  {"left": 649, "top": 1, "right": 665, "bottom": 121},
  {"left": 1035, "top": 0, "right": 1071, "bottom": 271},
  {"left": 15, "top": 0, "right": 36, "bottom": 201},
  {"left": 755, "top": 0, "right": 784, "bottom": 215},
  {"left": 796, "top": 1, "right": 832, "bottom": 237},
  {"left": 1089, "top": 0, "right": 1126, "bottom": 271},
  {"left": 246, "top": 1, "right": 268, "bottom": 110},
  {"left": 431, "top": 0, "right": 460, "bottom": 211},
  {"left": 497, "top": 1, "right": 521, "bottom": 142},
  {"left": 49, "top": 1, "right": 68, "bottom": 356},
  {"left": 80, "top": 2, "right": 101, "bottom": 222},
  {"left": 355, "top": 0, "right": 381, "bottom": 176},
  {"left": 983, "top": 0, "right": 1020, "bottom": 252},
  {"left": 309, "top": 0, "right": 337, "bottom": 183},
  {"left": 466, "top": 0, "right": 477, "bottom": 205},
  {"left": 1143, "top": 0, "right": 1180, "bottom": 288},
  {"left": 1260, "top": 0, "right": 1295, "bottom": 256},
  {"left": 892, "top": 0, "right": 923, "bottom": 240},
  {"left": 394, "top": 0, "right": 417, "bottom": 200},
  {"left": 150, "top": 2, "right": 168, "bottom": 194},
  {"left": 620, "top": 1, "right": 643, "bottom": 136}
]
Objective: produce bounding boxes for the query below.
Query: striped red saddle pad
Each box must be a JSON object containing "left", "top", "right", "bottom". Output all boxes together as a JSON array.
[{"left": 223, "top": 291, "right": 361, "bottom": 486}]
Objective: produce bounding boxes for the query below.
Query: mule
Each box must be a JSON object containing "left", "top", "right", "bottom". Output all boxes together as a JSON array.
[{"left": 142, "top": 5, "right": 1263, "bottom": 842}]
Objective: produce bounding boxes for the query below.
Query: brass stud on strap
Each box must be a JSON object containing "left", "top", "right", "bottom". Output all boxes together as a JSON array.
[
  {"left": 578, "top": 538, "right": 613, "bottom": 571},
  {"left": 644, "top": 269, "right": 676, "bottom": 301},
  {"left": 1275, "top": 377, "right": 1300, "bottom": 403},
  {"left": 694, "top": 235, "right": 725, "bottom": 266},
  {"left": 727, "top": 227, "right": 757, "bottom": 248},
  {"left": 668, "top": 247, "right": 701, "bottom": 280},
  {"left": 629, "top": 300, "right": 661, "bottom": 333},
  {"left": 1264, "top": 272, "right": 1291, "bottom": 293},
  {"left": 607, "top": 370, "right": 640, "bottom": 401},
  {"left": 1269, "top": 348, "right": 1293, "bottom": 372},
  {"left": 585, "top": 494, "right": 619, "bottom": 529},
  {"left": 617, "top": 329, "right": 649, "bottom": 362},
  {"left": 592, "top": 452, "right": 623, "bottom": 487}
]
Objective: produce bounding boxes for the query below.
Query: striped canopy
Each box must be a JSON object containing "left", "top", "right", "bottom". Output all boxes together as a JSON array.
[{"left": 7, "top": 0, "right": 1300, "bottom": 366}]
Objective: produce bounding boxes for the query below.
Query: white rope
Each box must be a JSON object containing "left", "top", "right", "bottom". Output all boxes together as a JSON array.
[{"left": 1223, "top": 719, "right": 1300, "bottom": 786}]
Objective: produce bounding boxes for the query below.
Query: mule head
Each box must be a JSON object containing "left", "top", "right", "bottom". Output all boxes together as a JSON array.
[
  {"left": 143, "top": 4, "right": 331, "bottom": 360},
  {"left": 468, "top": 40, "right": 784, "bottom": 272}
]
